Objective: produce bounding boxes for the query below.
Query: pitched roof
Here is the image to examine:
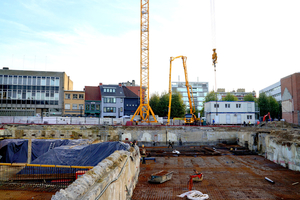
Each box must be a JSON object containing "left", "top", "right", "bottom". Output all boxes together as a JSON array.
[
  {"left": 100, "top": 84, "right": 125, "bottom": 97},
  {"left": 125, "top": 86, "right": 140, "bottom": 97},
  {"left": 85, "top": 86, "right": 101, "bottom": 101},
  {"left": 123, "top": 86, "right": 139, "bottom": 98}
]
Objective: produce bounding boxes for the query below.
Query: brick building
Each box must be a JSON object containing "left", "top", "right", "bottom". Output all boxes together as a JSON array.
[{"left": 281, "top": 73, "right": 300, "bottom": 125}]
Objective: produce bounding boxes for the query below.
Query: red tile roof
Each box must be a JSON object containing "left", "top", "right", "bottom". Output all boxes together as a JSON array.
[
  {"left": 85, "top": 86, "right": 101, "bottom": 101},
  {"left": 125, "top": 86, "right": 140, "bottom": 97}
]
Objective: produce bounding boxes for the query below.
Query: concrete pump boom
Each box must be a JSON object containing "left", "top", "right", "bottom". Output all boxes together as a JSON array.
[{"left": 167, "top": 56, "right": 197, "bottom": 125}]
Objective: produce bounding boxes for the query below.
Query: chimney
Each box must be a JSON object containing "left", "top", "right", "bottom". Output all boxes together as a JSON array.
[
  {"left": 132, "top": 80, "right": 135, "bottom": 86},
  {"left": 99, "top": 83, "right": 102, "bottom": 86}
]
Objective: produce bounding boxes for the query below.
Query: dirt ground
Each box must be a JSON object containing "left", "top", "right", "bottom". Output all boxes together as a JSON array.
[
  {"left": 132, "top": 146, "right": 300, "bottom": 200},
  {"left": 0, "top": 190, "right": 55, "bottom": 200}
]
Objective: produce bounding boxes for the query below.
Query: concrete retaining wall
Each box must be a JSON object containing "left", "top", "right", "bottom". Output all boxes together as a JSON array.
[
  {"left": 0, "top": 125, "right": 239, "bottom": 145},
  {"left": 121, "top": 127, "right": 238, "bottom": 146},
  {"left": 237, "top": 131, "right": 300, "bottom": 171},
  {"left": 52, "top": 146, "right": 140, "bottom": 200}
]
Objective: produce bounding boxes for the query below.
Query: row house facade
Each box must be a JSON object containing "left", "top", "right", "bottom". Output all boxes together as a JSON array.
[
  {"left": 84, "top": 86, "right": 101, "bottom": 117},
  {"left": 123, "top": 86, "right": 140, "bottom": 116},
  {"left": 100, "top": 83, "right": 125, "bottom": 118},
  {"left": 63, "top": 90, "right": 85, "bottom": 117}
]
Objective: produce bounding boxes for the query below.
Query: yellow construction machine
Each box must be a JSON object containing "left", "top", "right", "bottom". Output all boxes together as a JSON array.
[{"left": 167, "top": 56, "right": 200, "bottom": 125}]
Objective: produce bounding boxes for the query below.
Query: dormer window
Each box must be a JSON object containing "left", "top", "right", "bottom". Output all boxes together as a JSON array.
[{"left": 104, "top": 88, "right": 115, "bottom": 93}]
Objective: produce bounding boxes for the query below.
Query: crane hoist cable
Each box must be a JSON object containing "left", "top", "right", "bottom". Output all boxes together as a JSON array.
[{"left": 211, "top": 0, "right": 217, "bottom": 92}]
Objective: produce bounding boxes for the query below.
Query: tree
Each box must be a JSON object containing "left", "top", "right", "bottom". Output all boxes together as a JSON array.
[
  {"left": 149, "top": 92, "right": 186, "bottom": 118},
  {"left": 268, "top": 96, "right": 279, "bottom": 120},
  {"left": 149, "top": 93, "right": 160, "bottom": 115},
  {"left": 170, "top": 92, "right": 186, "bottom": 118},
  {"left": 278, "top": 102, "right": 282, "bottom": 119},
  {"left": 222, "top": 93, "right": 238, "bottom": 101},
  {"left": 200, "top": 91, "right": 218, "bottom": 118},
  {"left": 257, "top": 93, "right": 269, "bottom": 116},
  {"left": 243, "top": 93, "right": 256, "bottom": 102},
  {"left": 157, "top": 93, "right": 169, "bottom": 117},
  {"left": 204, "top": 91, "right": 217, "bottom": 102}
]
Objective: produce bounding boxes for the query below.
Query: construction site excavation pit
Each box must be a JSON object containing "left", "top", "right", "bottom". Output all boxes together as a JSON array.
[
  {"left": 0, "top": 122, "right": 299, "bottom": 199},
  {"left": 132, "top": 144, "right": 300, "bottom": 200}
]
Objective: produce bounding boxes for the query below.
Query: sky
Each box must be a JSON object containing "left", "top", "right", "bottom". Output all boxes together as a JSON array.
[{"left": 1, "top": 0, "right": 299, "bottom": 97}]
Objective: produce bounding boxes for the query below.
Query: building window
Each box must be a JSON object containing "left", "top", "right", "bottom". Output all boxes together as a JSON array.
[
  {"left": 104, "top": 97, "right": 116, "bottom": 103},
  {"left": 50, "top": 77, "right": 55, "bottom": 86},
  {"left": 96, "top": 104, "right": 100, "bottom": 111},
  {"left": 236, "top": 104, "right": 241, "bottom": 108},
  {"left": 55, "top": 77, "right": 60, "bottom": 86},
  {"left": 73, "top": 94, "right": 78, "bottom": 99},
  {"left": 104, "top": 88, "right": 116, "bottom": 93},
  {"left": 65, "top": 94, "right": 70, "bottom": 99},
  {"left": 23, "top": 76, "right": 27, "bottom": 85},
  {"left": 41, "top": 77, "right": 46, "bottom": 85},
  {"left": 91, "top": 104, "right": 95, "bottom": 110},
  {"left": 46, "top": 77, "right": 50, "bottom": 86},
  {"left": 104, "top": 107, "right": 116, "bottom": 113},
  {"left": 79, "top": 94, "right": 84, "bottom": 99},
  {"left": 120, "top": 107, "right": 123, "bottom": 112},
  {"left": 55, "top": 91, "right": 59, "bottom": 100},
  {"left": 247, "top": 115, "right": 252, "bottom": 119},
  {"left": 27, "top": 76, "right": 31, "bottom": 85},
  {"left": 225, "top": 104, "right": 230, "bottom": 108},
  {"left": 37, "top": 77, "right": 41, "bottom": 85},
  {"left": 79, "top": 104, "right": 84, "bottom": 109},
  {"left": 72, "top": 104, "right": 77, "bottom": 110},
  {"left": 214, "top": 104, "right": 219, "bottom": 108},
  {"left": 13, "top": 76, "right": 17, "bottom": 85},
  {"left": 86, "top": 104, "right": 90, "bottom": 110},
  {"left": 65, "top": 104, "right": 70, "bottom": 109}
]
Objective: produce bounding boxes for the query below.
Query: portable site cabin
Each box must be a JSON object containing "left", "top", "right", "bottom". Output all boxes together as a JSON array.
[{"left": 204, "top": 101, "right": 255, "bottom": 125}]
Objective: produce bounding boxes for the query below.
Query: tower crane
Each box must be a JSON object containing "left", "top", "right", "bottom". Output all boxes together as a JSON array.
[
  {"left": 167, "top": 56, "right": 199, "bottom": 125},
  {"left": 131, "top": 0, "right": 157, "bottom": 123}
]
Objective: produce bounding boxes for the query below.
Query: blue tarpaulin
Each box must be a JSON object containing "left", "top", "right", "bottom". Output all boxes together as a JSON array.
[
  {"left": 0, "top": 139, "right": 28, "bottom": 163},
  {"left": 0, "top": 139, "right": 130, "bottom": 167},
  {"left": 31, "top": 141, "right": 129, "bottom": 166}
]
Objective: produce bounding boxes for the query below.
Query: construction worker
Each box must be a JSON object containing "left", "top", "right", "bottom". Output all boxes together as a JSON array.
[
  {"left": 141, "top": 145, "right": 146, "bottom": 164},
  {"left": 193, "top": 169, "right": 201, "bottom": 175}
]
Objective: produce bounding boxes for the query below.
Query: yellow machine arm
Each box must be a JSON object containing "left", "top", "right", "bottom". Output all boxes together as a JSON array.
[{"left": 167, "top": 56, "right": 195, "bottom": 125}]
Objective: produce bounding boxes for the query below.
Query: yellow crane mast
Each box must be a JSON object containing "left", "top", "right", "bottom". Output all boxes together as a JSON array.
[
  {"left": 167, "top": 56, "right": 198, "bottom": 125},
  {"left": 131, "top": 0, "right": 157, "bottom": 123}
]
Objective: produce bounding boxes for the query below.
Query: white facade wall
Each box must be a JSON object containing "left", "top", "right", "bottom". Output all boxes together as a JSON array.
[
  {"left": 171, "top": 81, "right": 208, "bottom": 111},
  {"left": 204, "top": 101, "right": 255, "bottom": 125},
  {"left": 259, "top": 81, "right": 281, "bottom": 102}
]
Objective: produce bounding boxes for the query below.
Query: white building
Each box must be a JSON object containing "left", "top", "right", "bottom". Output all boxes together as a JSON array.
[
  {"left": 204, "top": 101, "right": 255, "bottom": 125},
  {"left": 259, "top": 81, "right": 281, "bottom": 102}
]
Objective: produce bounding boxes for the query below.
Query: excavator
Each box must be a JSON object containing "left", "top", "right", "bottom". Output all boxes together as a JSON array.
[
  {"left": 167, "top": 56, "right": 199, "bottom": 125},
  {"left": 263, "top": 112, "right": 272, "bottom": 122}
]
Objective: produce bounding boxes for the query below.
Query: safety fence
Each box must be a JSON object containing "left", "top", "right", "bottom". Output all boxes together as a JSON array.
[
  {"left": 0, "top": 116, "right": 165, "bottom": 125},
  {"left": 0, "top": 163, "right": 93, "bottom": 192}
]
